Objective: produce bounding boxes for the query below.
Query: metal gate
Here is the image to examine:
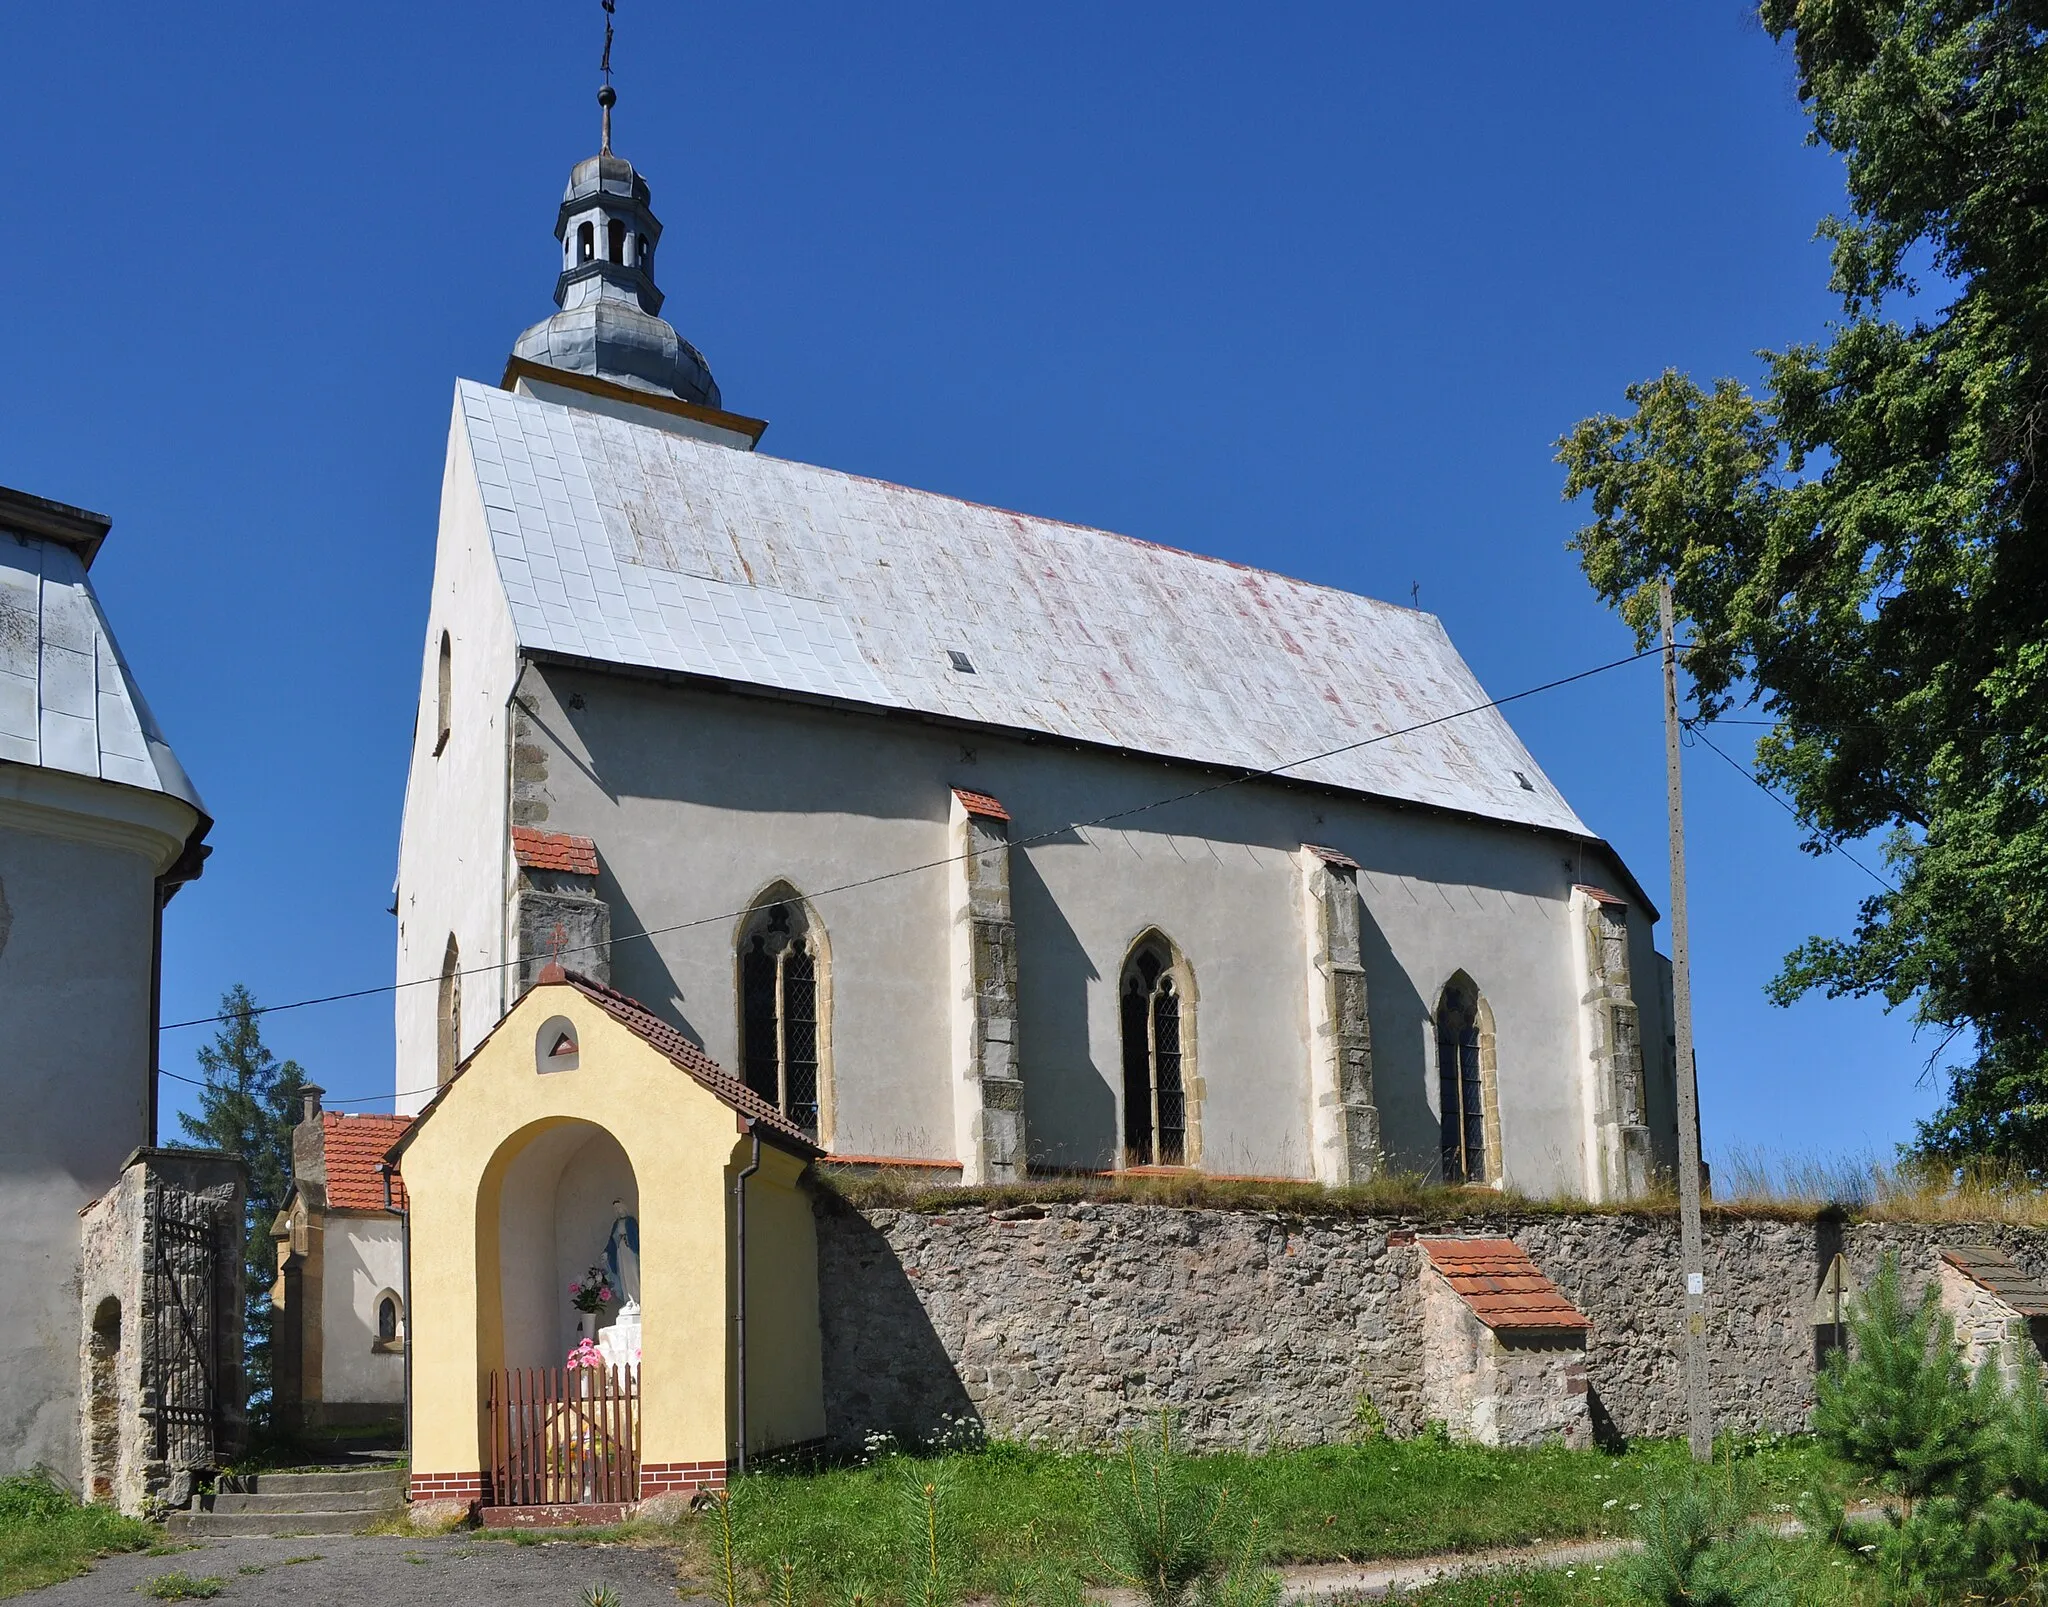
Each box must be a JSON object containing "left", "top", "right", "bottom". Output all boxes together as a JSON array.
[
  {"left": 145, "top": 1189, "right": 220, "bottom": 1467},
  {"left": 489, "top": 1366, "right": 641, "bottom": 1507}
]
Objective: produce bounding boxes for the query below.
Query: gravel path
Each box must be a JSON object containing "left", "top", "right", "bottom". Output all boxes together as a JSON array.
[{"left": 28, "top": 1533, "right": 703, "bottom": 1605}]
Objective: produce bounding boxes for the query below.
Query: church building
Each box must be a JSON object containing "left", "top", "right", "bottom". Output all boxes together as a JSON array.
[{"left": 393, "top": 101, "right": 1677, "bottom": 1201}]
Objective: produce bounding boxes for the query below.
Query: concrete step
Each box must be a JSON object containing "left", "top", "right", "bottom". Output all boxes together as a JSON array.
[
  {"left": 208, "top": 1487, "right": 399, "bottom": 1515},
  {"left": 230, "top": 1467, "right": 405, "bottom": 1496},
  {"left": 167, "top": 1508, "right": 379, "bottom": 1538}
]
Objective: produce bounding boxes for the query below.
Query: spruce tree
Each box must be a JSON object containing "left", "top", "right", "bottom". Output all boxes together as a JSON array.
[
  {"left": 1815, "top": 1252, "right": 2002, "bottom": 1600},
  {"left": 176, "top": 983, "right": 308, "bottom": 1424}
]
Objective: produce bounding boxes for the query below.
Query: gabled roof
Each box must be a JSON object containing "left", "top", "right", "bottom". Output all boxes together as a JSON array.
[
  {"left": 1941, "top": 1244, "right": 2048, "bottom": 1318},
  {"left": 1419, "top": 1237, "right": 1591, "bottom": 1334},
  {"left": 453, "top": 381, "right": 1594, "bottom": 839},
  {"left": 320, "top": 1113, "right": 412, "bottom": 1211},
  {"left": 390, "top": 967, "right": 822, "bottom": 1164},
  {"left": 0, "top": 523, "right": 205, "bottom": 815}
]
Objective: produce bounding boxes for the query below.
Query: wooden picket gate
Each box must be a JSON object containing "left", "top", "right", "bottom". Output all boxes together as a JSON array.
[{"left": 488, "top": 1365, "right": 641, "bottom": 1508}]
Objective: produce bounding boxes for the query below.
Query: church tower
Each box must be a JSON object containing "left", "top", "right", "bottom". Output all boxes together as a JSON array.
[{"left": 509, "top": 81, "right": 724, "bottom": 412}]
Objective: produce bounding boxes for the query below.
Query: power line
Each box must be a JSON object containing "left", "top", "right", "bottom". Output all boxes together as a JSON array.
[
  {"left": 160, "top": 642, "right": 1669, "bottom": 1040},
  {"left": 1681, "top": 718, "right": 1898, "bottom": 892}
]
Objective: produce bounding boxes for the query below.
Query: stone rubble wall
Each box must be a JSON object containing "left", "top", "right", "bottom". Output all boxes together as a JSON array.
[{"left": 813, "top": 1198, "right": 2048, "bottom": 1452}]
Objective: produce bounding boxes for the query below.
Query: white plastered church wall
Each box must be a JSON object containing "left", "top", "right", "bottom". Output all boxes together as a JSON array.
[
  {"left": 393, "top": 401, "right": 525, "bottom": 1115},
  {"left": 505, "top": 664, "right": 1669, "bottom": 1183}
]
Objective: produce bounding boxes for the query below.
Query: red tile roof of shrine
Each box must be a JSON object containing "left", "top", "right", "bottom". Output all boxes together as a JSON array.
[
  {"left": 321, "top": 1113, "right": 411, "bottom": 1212},
  {"left": 512, "top": 827, "right": 600, "bottom": 876},
  {"left": 1418, "top": 1237, "right": 1590, "bottom": 1333}
]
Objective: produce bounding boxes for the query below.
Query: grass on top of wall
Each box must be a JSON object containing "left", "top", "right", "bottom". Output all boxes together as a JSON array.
[
  {"left": 714, "top": 1434, "right": 1836, "bottom": 1604},
  {"left": 0, "top": 1474, "right": 154, "bottom": 1599},
  {"left": 817, "top": 1153, "right": 2048, "bottom": 1228}
]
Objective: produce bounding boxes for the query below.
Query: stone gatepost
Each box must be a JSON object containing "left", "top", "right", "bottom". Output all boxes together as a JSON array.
[
  {"left": 947, "top": 787, "right": 1025, "bottom": 1183},
  {"left": 1299, "top": 845, "right": 1379, "bottom": 1186},
  {"left": 1418, "top": 1237, "right": 1590, "bottom": 1448},
  {"left": 1570, "top": 885, "right": 1651, "bottom": 1202},
  {"left": 511, "top": 827, "right": 612, "bottom": 994},
  {"left": 78, "top": 1148, "right": 247, "bottom": 1516}
]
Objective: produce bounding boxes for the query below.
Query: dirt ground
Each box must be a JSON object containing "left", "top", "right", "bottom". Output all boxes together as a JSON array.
[{"left": 26, "top": 1532, "right": 703, "bottom": 1605}]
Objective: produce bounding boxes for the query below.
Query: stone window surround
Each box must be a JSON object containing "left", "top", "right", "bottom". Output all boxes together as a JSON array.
[
  {"left": 373, "top": 1288, "right": 406, "bottom": 1354},
  {"left": 733, "top": 882, "right": 836, "bottom": 1149},
  {"left": 1431, "top": 973, "right": 1503, "bottom": 1189},
  {"left": 1118, "top": 929, "right": 1201, "bottom": 1170}
]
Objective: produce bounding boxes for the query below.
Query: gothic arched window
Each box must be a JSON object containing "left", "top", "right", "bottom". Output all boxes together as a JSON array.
[
  {"left": 1121, "top": 933, "right": 1192, "bottom": 1167},
  {"left": 434, "top": 630, "right": 451, "bottom": 756},
  {"left": 437, "top": 934, "right": 462, "bottom": 1086},
  {"left": 1435, "top": 974, "right": 1499, "bottom": 1185},
  {"left": 736, "top": 891, "right": 829, "bottom": 1138}
]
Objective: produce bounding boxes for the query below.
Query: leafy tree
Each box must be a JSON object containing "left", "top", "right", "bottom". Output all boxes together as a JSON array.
[
  {"left": 176, "top": 984, "right": 308, "bottom": 1421},
  {"left": 1555, "top": 1, "right": 2048, "bottom": 1169}
]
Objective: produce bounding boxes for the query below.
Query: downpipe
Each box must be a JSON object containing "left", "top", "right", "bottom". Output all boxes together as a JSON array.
[{"left": 732, "top": 1127, "right": 762, "bottom": 1477}]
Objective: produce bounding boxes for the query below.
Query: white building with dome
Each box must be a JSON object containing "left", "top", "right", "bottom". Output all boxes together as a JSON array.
[{"left": 392, "top": 95, "right": 1677, "bottom": 1201}]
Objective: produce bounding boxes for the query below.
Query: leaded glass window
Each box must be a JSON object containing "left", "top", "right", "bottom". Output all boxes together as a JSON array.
[
  {"left": 1121, "top": 938, "right": 1189, "bottom": 1166},
  {"left": 736, "top": 898, "right": 825, "bottom": 1137},
  {"left": 1436, "top": 979, "right": 1490, "bottom": 1184}
]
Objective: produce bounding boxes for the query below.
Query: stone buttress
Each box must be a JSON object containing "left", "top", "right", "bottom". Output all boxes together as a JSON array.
[
  {"left": 1571, "top": 884, "right": 1650, "bottom": 1201},
  {"left": 1300, "top": 845, "right": 1379, "bottom": 1185},
  {"left": 947, "top": 788, "right": 1025, "bottom": 1182}
]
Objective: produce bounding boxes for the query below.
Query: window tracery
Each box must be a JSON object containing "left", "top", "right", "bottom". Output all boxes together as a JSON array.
[
  {"left": 1435, "top": 975, "right": 1499, "bottom": 1185},
  {"left": 737, "top": 893, "right": 827, "bottom": 1137},
  {"left": 1121, "top": 934, "right": 1191, "bottom": 1166}
]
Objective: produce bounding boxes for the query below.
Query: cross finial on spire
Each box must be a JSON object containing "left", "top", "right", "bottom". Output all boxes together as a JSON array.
[{"left": 598, "top": 0, "right": 617, "bottom": 155}]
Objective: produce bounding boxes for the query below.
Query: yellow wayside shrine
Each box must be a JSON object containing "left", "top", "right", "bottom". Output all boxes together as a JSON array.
[{"left": 390, "top": 966, "right": 824, "bottom": 1520}]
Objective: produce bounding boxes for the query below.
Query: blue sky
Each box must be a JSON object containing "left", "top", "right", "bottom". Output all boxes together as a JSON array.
[{"left": 0, "top": 3, "right": 1937, "bottom": 1163}]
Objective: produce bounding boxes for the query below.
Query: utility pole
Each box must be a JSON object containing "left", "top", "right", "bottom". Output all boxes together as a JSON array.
[{"left": 1661, "top": 581, "right": 1713, "bottom": 1462}]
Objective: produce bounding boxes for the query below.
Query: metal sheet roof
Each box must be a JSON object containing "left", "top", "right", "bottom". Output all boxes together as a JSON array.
[
  {"left": 456, "top": 380, "right": 1590, "bottom": 836},
  {"left": 0, "top": 531, "right": 204, "bottom": 813}
]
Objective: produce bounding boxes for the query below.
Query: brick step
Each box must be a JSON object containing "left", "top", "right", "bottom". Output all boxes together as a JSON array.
[
  {"left": 207, "top": 1487, "right": 400, "bottom": 1516},
  {"left": 166, "top": 1508, "right": 377, "bottom": 1538},
  {"left": 227, "top": 1467, "right": 405, "bottom": 1496}
]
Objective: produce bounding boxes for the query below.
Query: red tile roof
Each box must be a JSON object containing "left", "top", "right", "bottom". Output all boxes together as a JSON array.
[
  {"left": 952, "top": 788, "right": 1010, "bottom": 821},
  {"left": 555, "top": 972, "right": 823, "bottom": 1158},
  {"left": 320, "top": 1113, "right": 412, "bottom": 1211},
  {"left": 512, "top": 827, "right": 600, "bottom": 876},
  {"left": 1303, "top": 843, "right": 1360, "bottom": 869},
  {"left": 1418, "top": 1237, "right": 1590, "bottom": 1333},
  {"left": 1573, "top": 884, "right": 1627, "bottom": 907}
]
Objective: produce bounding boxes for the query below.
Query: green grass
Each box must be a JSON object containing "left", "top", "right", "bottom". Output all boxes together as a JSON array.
[
  {"left": 0, "top": 1474, "right": 156, "bottom": 1599},
  {"left": 722, "top": 1436, "right": 1837, "bottom": 1602},
  {"left": 137, "top": 1572, "right": 224, "bottom": 1600}
]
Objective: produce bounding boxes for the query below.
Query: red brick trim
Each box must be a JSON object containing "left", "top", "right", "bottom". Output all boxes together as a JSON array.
[
  {"left": 410, "top": 1471, "right": 485, "bottom": 1504},
  {"left": 639, "top": 1460, "right": 729, "bottom": 1497}
]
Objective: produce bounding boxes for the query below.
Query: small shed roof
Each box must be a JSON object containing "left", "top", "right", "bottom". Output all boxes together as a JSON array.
[
  {"left": 512, "top": 825, "right": 600, "bottom": 876},
  {"left": 1941, "top": 1244, "right": 2048, "bottom": 1318},
  {"left": 1418, "top": 1237, "right": 1591, "bottom": 1333}
]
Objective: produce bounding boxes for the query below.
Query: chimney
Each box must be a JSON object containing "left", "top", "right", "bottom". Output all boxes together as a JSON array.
[
  {"left": 299, "top": 1084, "right": 325, "bottom": 1127},
  {"left": 292, "top": 1084, "right": 327, "bottom": 1193}
]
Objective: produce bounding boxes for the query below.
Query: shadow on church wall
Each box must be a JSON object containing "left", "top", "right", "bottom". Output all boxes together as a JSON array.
[
  {"left": 1353, "top": 896, "right": 1436, "bottom": 1177},
  {"left": 1007, "top": 842, "right": 1115, "bottom": 1172}
]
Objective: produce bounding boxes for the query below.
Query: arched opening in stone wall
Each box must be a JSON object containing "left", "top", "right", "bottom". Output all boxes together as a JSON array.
[
  {"left": 86, "top": 1297, "right": 121, "bottom": 1503},
  {"left": 1434, "top": 973, "right": 1501, "bottom": 1186}
]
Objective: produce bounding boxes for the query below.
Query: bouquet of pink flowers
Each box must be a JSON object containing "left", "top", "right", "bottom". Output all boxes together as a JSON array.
[
  {"left": 566, "top": 1336, "right": 605, "bottom": 1371},
  {"left": 568, "top": 1266, "right": 614, "bottom": 1314}
]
